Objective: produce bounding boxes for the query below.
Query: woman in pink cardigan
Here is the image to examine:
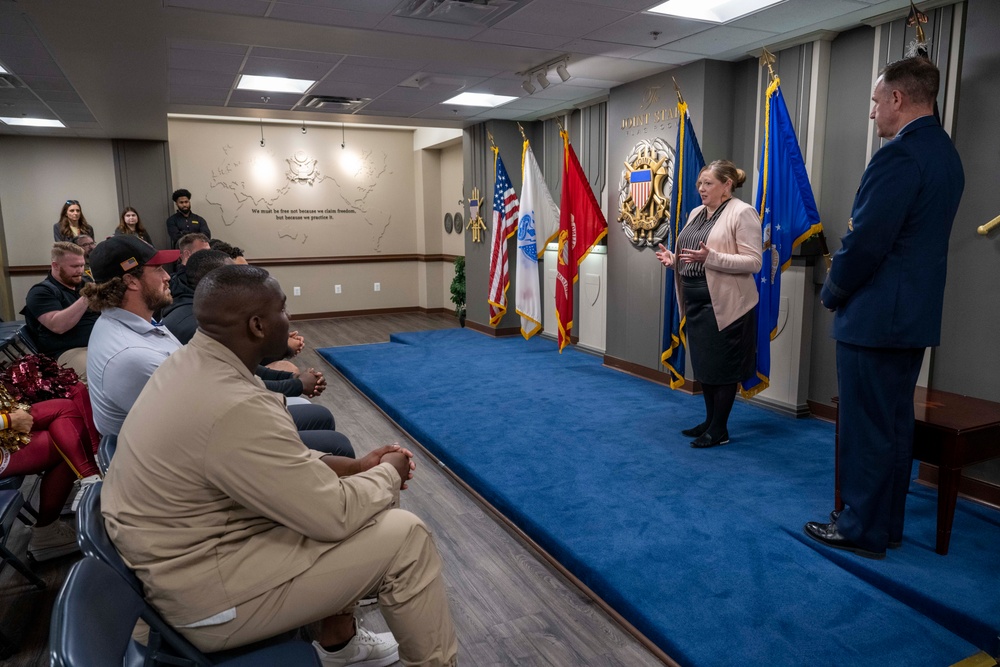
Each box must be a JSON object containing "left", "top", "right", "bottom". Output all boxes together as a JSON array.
[{"left": 655, "top": 160, "right": 762, "bottom": 448}]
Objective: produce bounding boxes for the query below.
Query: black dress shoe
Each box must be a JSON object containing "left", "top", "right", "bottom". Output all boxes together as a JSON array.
[
  {"left": 829, "top": 510, "right": 901, "bottom": 549},
  {"left": 803, "top": 522, "right": 885, "bottom": 560},
  {"left": 690, "top": 431, "right": 729, "bottom": 448},
  {"left": 681, "top": 423, "right": 709, "bottom": 438}
]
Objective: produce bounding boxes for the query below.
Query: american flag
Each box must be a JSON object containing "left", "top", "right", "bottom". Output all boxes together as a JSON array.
[{"left": 487, "top": 148, "right": 519, "bottom": 326}]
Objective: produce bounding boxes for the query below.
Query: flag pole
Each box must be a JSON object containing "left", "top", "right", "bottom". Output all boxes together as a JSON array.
[
  {"left": 671, "top": 76, "right": 684, "bottom": 104},
  {"left": 759, "top": 48, "right": 832, "bottom": 271},
  {"left": 516, "top": 122, "right": 528, "bottom": 143}
]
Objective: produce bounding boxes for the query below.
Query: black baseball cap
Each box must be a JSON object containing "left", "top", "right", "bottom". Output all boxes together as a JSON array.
[{"left": 90, "top": 236, "right": 180, "bottom": 283}]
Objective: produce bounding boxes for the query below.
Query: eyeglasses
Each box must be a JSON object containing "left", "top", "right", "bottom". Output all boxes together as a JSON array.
[{"left": 65, "top": 199, "right": 79, "bottom": 205}]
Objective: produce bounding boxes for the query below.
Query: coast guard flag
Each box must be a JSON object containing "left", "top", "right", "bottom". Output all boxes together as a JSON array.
[
  {"left": 556, "top": 129, "right": 608, "bottom": 352},
  {"left": 515, "top": 139, "right": 560, "bottom": 339},
  {"left": 487, "top": 146, "right": 519, "bottom": 327},
  {"left": 742, "top": 78, "right": 823, "bottom": 398},
  {"left": 661, "top": 99, "right": 705, "bottom": 389}
]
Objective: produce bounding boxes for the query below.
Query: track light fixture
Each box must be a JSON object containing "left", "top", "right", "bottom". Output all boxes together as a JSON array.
[
  {"left": 556, "top": 60, "right": 570, "bottom": 82},
  {"left": 518, "top": 56, "right": 570, "bottom": 96},
  {"left": 301, "top": 121, "right": 307, "bottom": 134}
]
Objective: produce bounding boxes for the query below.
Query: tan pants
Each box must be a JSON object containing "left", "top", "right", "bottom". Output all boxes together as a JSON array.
[
  {"left": 57, "top": 347, "right": 88, "bottom": 384},
  {"left": 180, "top": 509, "right": 458, "bottom": 667}
]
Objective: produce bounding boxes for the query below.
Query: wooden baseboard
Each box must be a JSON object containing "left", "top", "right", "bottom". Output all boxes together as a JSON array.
[
  {"left": 917, "top": 463, "right": 1000, "bottom": 510},
  {"left": 464, "top": 319, "right": 521, "bottom": 337},
  {"left": 807, "top": 400, "right": 837, "bottom": 423},
  {"left": 290, "top": 306, "right": 454, "bottom": 321},
  {"left": 602, "top": 354, "right": 700, "bottom": 394}
]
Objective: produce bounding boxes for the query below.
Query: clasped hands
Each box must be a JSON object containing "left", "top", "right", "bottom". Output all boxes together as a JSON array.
[
  {"left": 655, "top": 242, "right": 710, "bottom": 268},
  {"left": 361, "top": 444, "right": 416, "bottom": 490}
]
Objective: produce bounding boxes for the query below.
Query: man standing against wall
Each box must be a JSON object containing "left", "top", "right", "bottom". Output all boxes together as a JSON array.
[
  {"left": 804, "top": 57, "right": 965, "bottom": 559},
  {"left": 21, "top": 243, "right": 100, "bottom": 380},
  {"left": 166, "top": 188, "right": 211, "bottom": 248}
]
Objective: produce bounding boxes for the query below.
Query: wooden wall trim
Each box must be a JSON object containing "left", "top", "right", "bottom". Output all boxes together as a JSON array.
[
  {"left": 807, "top": 400, "right": 837, "bottom": 423},
  {"left": 603, "top": 354, "right": 700, "bottom": 394},
  {"left": 290, "top": 306, "right": 453, "bottom": 321},
  {"left": 6, "top": 253, "right": 462, "bottom": 276},
  {"left": 464, "top": 319, "right": 521, "bottom": 337}
]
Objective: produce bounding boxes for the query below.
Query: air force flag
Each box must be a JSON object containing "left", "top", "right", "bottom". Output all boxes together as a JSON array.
[{"left": 516, "top": 140, "right": 560, "bottom": 339}]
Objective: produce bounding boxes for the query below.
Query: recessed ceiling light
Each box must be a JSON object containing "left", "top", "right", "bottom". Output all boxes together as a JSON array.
[
  {"left": 647, "top": 0, "right": 783, "bottom": 23},
  {"left": 443, "top": 92, "right": 517, "bottom": 107},
  {"left": 236, "top": 74, "right": 315, "bottom": 94},
  {"left": 0, "top": 117, "right": 65, "bottom": 128}
]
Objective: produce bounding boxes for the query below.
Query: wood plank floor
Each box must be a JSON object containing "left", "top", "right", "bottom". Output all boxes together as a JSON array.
[{"left": 0, "top": 313, "right": 667, "bottom": 667}]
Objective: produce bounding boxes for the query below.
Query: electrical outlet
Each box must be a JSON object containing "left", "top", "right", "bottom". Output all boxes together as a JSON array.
[
  {"left": 293, "top": 286, "right": 301, "bottom": 296},
  {"left": 335, "top": 284, "right": 342, "bottom": 294},
  {"left": 374, "top": 282, "right": 381, "bottom": 292}
]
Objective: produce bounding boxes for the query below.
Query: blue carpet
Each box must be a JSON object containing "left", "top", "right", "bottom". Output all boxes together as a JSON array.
[{"left": 319, "top": 329, "right": 1000, "bottom": 666}]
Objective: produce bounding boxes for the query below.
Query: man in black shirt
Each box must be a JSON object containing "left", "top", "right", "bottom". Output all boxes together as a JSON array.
[
  {"left": 165, "top": 188, "right": 211, "bottom": 248},
  {"left": 21, "top": 242, "right": 100, "bottom": 380}
]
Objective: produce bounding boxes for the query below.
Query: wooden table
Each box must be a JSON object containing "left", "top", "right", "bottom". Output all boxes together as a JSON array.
[{"left": 834, "top": 387, "right": 1000, "bottom": 555}]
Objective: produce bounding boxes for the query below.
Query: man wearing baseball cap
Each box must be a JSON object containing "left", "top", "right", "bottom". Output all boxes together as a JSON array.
[{"left": 82, "top": 236, "right": 180, "bottom": 436}]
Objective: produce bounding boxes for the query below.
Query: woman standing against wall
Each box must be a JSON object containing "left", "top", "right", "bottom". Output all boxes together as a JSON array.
[
  {"left": 53, "top": 200, "right": 95, "bottom": 243},
  {"left": 114, "top": 206, "right": 153, "bottom": 245},
  {"left": 655, "top": 160, "right": 762, "bottom": 448}
]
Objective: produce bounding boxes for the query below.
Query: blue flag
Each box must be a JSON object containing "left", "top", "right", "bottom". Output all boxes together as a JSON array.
[
  {"left": 742, "top": 79, "right": 823, "bottom": 398},
  {"left": 661, "top": 100, "right": 705, "bottom": 389}
]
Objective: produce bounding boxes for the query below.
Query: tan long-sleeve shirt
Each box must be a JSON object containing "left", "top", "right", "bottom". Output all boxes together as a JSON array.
[{"left": 102, "top": 331, "right": 400, "bottom": 626}]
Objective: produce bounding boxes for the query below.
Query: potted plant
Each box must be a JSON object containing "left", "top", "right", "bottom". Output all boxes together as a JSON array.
[{"left": 450, "top": 256, "right": 466, "bottom": 327}]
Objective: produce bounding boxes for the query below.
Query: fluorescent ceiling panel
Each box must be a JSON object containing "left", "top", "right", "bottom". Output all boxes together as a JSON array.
[
  {"left": 0, "top": 65, "right": 7, "bottom": 74},
  {"left": 0, "top": 117, "right": 65, "bottom": 127},
  {"left": 443, "top": 92, "right": 517, "bottom": 107},
  {"left": 236, "top": 74, "right": 314, "bottom": 93},
  {"left": 648, "top": 0, "right": 784, "bottom": 23}
]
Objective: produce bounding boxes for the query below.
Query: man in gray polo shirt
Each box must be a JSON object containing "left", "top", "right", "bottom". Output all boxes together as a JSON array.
[
  {"left": 83, "top": 236, "right": 182, "bottom": 436},
  {"left": 83, "top": 237, "right": 355, "bottom": 460}
]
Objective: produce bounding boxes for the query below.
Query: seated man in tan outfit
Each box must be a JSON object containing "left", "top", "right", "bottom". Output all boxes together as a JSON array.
[{"left": 101, "top": 264, "right": 458, "bottom": 667}]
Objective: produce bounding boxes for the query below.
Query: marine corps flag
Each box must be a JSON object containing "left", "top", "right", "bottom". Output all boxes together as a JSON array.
[
  {"left": 516, "top": 137, "right": 559, "bottom": 339},
  {"left": 741, "top": 77, "right": 823, "bottom": 398},
  {"left": 661, "top": 99, "right": 705, "bottom": 389},
  {"left": 487, "top": 146, "right": 519, "bottom": 327},
  {"left": 556, "top": 129, "right": 608, "bottom": 352}
]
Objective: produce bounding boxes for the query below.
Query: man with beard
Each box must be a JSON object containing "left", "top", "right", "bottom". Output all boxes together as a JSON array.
[
  {"left": 84, "top": 238, "right": 353, "bottom": 460},
  {"left": 73, "top": 233, "right": 97, "bottom": 281},
  {"left": 166, "top": 189, "right": 211, "bottom": 248},
  {"left": 21, "top": 242, "right": 101, "bottom": 380},
  {"left": 83, "top": 236, "right": 181, "bottom": 436}
]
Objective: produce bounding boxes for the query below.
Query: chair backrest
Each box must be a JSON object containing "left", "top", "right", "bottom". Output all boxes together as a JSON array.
[
  {"left": 75, "top": 481, "right": 143, "bottom": 594},
  {"left": 50, "top": 557, "right": 145, "bottom": 667},
  {"left": 96, "top": 434, "right": 117, "bottom": 475}
]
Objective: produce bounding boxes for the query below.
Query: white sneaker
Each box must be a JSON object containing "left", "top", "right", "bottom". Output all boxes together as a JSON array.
[
  {"left": 28, "top": 519, "right": 80, "bottom": 562},
  {"left": 312, "top": 622, "right": 399, "bottom": 667},
  {"left": 71, "top": 474, "right": 102, "bottom": 512}
]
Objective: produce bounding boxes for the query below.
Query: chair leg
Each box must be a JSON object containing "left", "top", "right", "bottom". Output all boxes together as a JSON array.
[{"left": 0, "top": 545, "right": 46, "bottom": 590}]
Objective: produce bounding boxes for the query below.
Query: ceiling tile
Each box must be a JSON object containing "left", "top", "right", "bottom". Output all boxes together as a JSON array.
[
  {"left": 476, "top": 28, "right": 572, "bottom": 49},
  {"left": 587, "top": 13, "right": 710, "bottom": 48},
  {"left": 379, "top": 85, "right": 474, "bottom": 104},
  {"left": 169, "top": 69, "right": 236, "bottom": 88},
  {"left": 228, "top": 89, "right": 303, "bottom": 106},
  {"left": 418, "top": 61, "right": 505, "bottom": 79},
  {"left": 169, "top": 85, "right": 231, "bottom": 105},
  {"left": 494, "top": 0, "right": 632, "bottom": 38},
  {"left": 165, "top": 0, "right": 270, "bottom": 17},
  {"left": 663, "top": 25, "right": 778, "bottom": 56},
  {"left": 630, "top": 49, "right": 700, "bottom": 65},
  {"left": 0, "top": 34, "right": 52, "bottom": 60},
  {"left": 413, "top": 104, "right": 484, "bottom": 119},
  {"left": 339, "top": 55, "right": 429, "bottom": 71},
  {"left": 373, "top": 16, "right": 486, "bottom": 40},
  {"left": 0, "top": 57, "right": 64, "bottom": 78},
  {"left": 276, "top": 0, "right": 399, "bottom": 12},
  {"left": 574, "top": 0, "right": 660, "bottom": 9},
  {"left": 266, "top": 3, "right": 384, "bottom": 29},
  {"left": 249, "top": 47, "right": 344, "bottom": 64},
  {"left": 731, "top": 0, "right": 870, "bottom": 32},
  {"left": 0, "top": 12, "right": 36, "bottom": 36},
  {"left": 499, "top": 96, "right": 567, "bottom": 111},
  {"left": 323, "top": 63, "right": 412, "bottom": 87},
  {"left": 562, "top": 39, "right": 651, "bottom": 59},
  {"left": 359, "top": 98, "right": 432, "bottom": 115},
  {"left": 17, "top": 76, "right": 76, "bottom": 93},
  {"left": 170, "top": 39, "right": 250, "bottom": 55},
  {"left": 35, "top": 90, "right": 84, "bottom": 104},
  {"left": 528, "top": 83, "right": 605, "bottom": 101},
  {"left": 170, "top": 48, "right": 245, "bottom": 73}
]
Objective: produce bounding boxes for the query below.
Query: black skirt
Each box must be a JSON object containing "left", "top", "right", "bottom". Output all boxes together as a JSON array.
[{"left": 681, "top": 275, "right": 756, "bottom": 385}]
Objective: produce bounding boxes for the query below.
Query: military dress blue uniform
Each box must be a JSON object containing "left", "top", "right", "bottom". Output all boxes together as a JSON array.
[{"left": 820, "top": 114, "right": 964, "bottom": 552}]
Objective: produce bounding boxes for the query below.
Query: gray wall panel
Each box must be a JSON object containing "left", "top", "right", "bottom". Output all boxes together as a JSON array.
[{"left": 112, "top": 139, "right": 173, "bottom": 249}]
